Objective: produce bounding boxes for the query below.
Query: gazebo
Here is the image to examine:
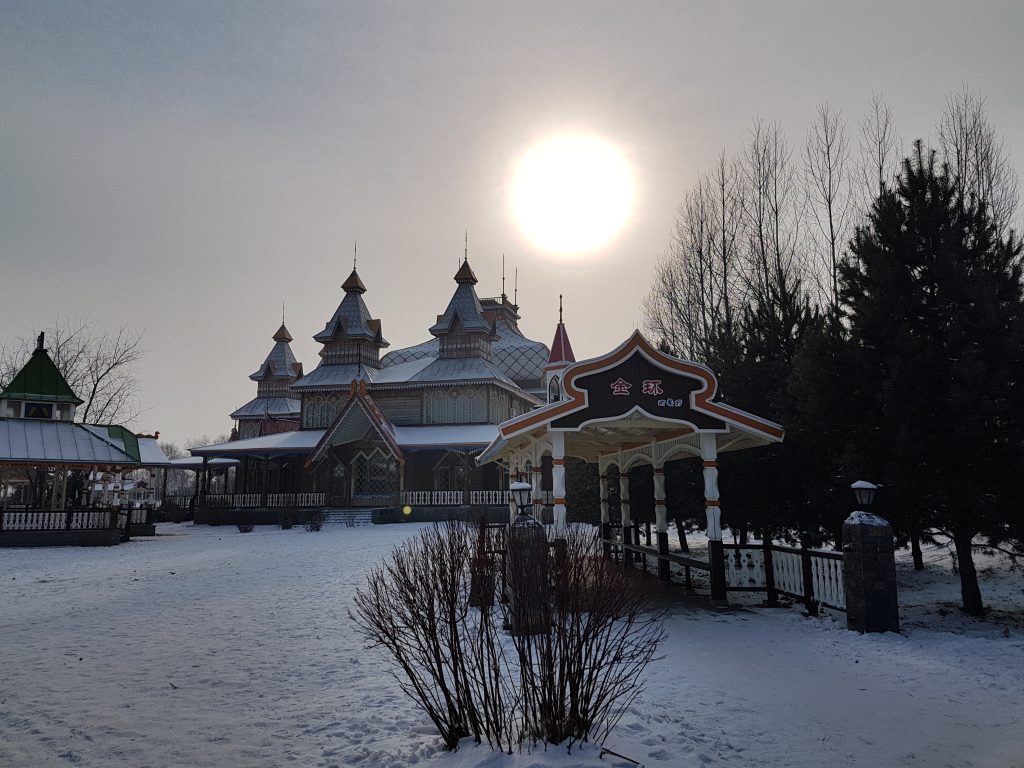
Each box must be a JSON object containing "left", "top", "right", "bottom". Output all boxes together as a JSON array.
[{"left": 476, "top": 331, "right": 784, "bottom": 600}]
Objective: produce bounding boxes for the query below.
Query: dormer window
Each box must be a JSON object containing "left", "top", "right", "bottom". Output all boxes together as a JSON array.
[{"left": 23, "top": 402, "right": 54, "bottom": 419}]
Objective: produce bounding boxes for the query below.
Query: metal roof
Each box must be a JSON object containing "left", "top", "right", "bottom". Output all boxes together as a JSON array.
[
  {"left": 0, "top": 419, "right": 147, "bottom": 466},
  {"left": 0, "top": 340, "right": 83, "bottom": 405},
  {"left": 250, "top": 337, "right": 300, "bottom": 382},
  {"left": 313, "top": 273, "right": 388, "bottom": 345},
  {"left": 291, "top": 363, "right": 373, "bottom": 391},
  {"left": 229, "top": 397, "right": 302, "bottom": 420}
]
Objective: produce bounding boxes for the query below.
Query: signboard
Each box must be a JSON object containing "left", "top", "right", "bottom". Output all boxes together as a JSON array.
[{"left": 551, "top": 351, "right": 726, "bottom": 431}]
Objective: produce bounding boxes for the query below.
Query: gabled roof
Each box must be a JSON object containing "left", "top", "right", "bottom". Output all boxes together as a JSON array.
[
  {"left": 1, "top": 337, "right": 83, "bottom": 405},
  {"left": 306, "top": 381, "right": 403, "bottom": 466}
]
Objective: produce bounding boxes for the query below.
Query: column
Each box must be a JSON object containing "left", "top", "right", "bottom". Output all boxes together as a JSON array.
[
  {"left": 551, "top": 431, "right": 567, "bottom": 529},
  {"left": 654, "top": 464, "right": 670, "bottom": 581},
  {"left": 530, "top": 462, "right": 543, "bottom": 519},
  {"left": 599, "top": 472, "right": 610, "bottom": 558},
  {"left": 619, "top": 469, "right": 632, "bottom": 565},
  {"left": 700, "top": 433, "right": 726, "bottom": 601}
]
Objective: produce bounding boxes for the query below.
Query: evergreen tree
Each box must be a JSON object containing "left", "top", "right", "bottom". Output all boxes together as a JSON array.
[{"left": 837, "top": 141, "right": 1024, "bottom": 615}]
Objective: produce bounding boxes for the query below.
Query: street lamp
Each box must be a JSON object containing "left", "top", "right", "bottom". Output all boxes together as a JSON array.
[
  {"left": 510, "top": 480, "right": 533, "bottom": 516},
  {"left": 851, "top": 480, "right": 878, "bottom": 508}
]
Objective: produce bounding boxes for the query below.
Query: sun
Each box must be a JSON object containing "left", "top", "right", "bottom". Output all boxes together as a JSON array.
[{"left": 511, "top": 133, "right": 635, "bottom": 255}]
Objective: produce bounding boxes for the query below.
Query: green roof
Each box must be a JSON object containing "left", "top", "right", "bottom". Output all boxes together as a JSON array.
[{"left": 0, "top": 347, "right": 84, "bottom": 405}]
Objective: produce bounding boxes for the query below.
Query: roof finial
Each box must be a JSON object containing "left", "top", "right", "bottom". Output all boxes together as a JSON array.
[
  {"left": 36, "top": 331, "right": 45, "bottom": 352},
  {"left": 282, "top": 301, "right": 285, "bottom": 324},
  {"left": 514, "top": 267, "right": 518, "bottom": 307},
  {"left": 464, "top": 230, "right": 468, "bottom": 263},
  {"left": 501, "top": 254, "right": 506, "bottom": 301},
  {"left": 559, "top": 294, "right": 563, "bottom": 324},
  {"left": 353, "top": 241, "right": 357, "bottom": 271}
]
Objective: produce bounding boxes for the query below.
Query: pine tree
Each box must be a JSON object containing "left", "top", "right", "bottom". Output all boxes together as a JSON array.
[{"left": 839, "top": 141, "right": 1024, "bottom": 615}]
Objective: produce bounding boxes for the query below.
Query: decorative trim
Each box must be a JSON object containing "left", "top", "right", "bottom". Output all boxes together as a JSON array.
[{"left": 705, "top": 499, "right": 721, "bottom": 507}]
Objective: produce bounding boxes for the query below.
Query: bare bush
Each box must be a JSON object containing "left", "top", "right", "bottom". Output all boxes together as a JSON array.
[
  {"left": 237, "top": 523, "right": 254, "bottom": 533},
  {"left": 351, "top": 520, "right": 665, "bottom": 753},
  {"left": 304, "top": 509, "right": 326, "bottom": 532}
]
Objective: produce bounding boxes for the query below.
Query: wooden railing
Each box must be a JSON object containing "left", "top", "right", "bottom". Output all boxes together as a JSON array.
[
  {"left": 723, "top": 542, "right": 846, "bottom": 612},
  {"left": 469, "top": 490, "right": 511, "bottom": 506},
  {"left": 266, "top": 492, "right": 326, "bottom": 507}
]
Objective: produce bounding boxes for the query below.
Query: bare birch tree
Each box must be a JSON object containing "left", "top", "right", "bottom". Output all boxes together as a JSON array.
[
  {"left": 937, "top": 85, "right": 1021, "bottom": 236},
  {"left": 0, "top": 317, "right": 144, "bottom": 425},
  {"left": 803, "top": 103, "right": 851, "bottom": 310}
]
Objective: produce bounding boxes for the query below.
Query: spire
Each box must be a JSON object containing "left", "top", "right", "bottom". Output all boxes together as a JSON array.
[
  {"left": 341, "top": 243, "right": 367, "bottom": 293},
  {"left": 464, "top": 230, "right": 468, "bottom": 263},
  {"left": 273, "top": 322, "right": 293, "bottom": 343},
  {"left": 453, "top": 257, "right": 478, "bottom": 285},
  {"left": 548, "top": 295, "right": 576, "bottom": 366},
  {"left": 501, "top": 254, "right": 506, "bottom": 301}
]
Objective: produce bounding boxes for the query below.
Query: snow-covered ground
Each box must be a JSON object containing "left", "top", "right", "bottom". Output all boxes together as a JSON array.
[{"left": 1, "top": 523, "right": 1021, "bottom": 768}]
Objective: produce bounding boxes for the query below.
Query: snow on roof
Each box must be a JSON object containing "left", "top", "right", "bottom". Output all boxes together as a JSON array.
[
  {"left": 0, "top": 418, "right": 138, "bottom": 465},
  {"left": 229, "top": 397, "right": 302, "bottom": 420},
  {"left": 189, "top": 430, "right": 324, "bottom": 456},
  {"left": 137, "top": 437, "right": 171, "bottom": 466},
  {"left": 168, "top": 456, "right": 241, "bottom": 468},
  {"left": 393, "top": 424, "right": 499, "bottom": 448}
]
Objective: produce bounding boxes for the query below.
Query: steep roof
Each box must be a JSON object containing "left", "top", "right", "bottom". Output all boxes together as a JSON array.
[
  {"left": 547, "top": 322, "right": 576, "bottom": 366},
  {"left": 0, "top": 335, "right": 83, "bottom": 405},
  {"left": 251, "top": 324, "right": 302, "bottom": 381},
  {"left": 428, "top": 259, "right": 496, "bottom": 337},
  {"left": 313, "top": 268, "right": 388, "bottom": 345}
]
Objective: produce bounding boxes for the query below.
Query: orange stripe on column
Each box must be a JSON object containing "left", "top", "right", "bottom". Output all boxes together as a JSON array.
[
  {"left": 703, "top": 460, "right": 718, "bottom": 468},
  {"left": 553, "top": 497, "right": 566, "bottom": 505},
  {"left": 705, "top": 499, "right": 720, "bottom": 507}
]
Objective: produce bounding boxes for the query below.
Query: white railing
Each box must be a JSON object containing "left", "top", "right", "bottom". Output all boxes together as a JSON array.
[
  {"left": 724, "top": 547, "right": 766, "bottom": 589},
  {"left": 267, "top": 493, "right": 293, "bottom": 507},
  {"left": 233, "top": 493, "right": 261, "bottom": 508},
  {"left": 401, "top": 490, "right": 464, "bottom": 506},
  {"left": 772, "top": 550, "right": 804, "bottom": 597},
  {"left": 469, "top": 490, "right": 511, "bottom": 506},
  {"left": 296, "top": 492, "right": 325, "bottom": 507},
  {"left": 811, "top": 554, "right": 846, "bottom": 610},
  {"left": 164, "top": 495, "right": 193, "bottom": 507}
]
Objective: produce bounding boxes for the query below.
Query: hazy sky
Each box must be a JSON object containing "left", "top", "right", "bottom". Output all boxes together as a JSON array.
[{"left": 3, "top": 1, "right": 1023, "bottom": 445}]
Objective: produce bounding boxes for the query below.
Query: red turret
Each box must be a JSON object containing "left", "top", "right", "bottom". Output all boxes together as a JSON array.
[{"left": 544, "top": 295, "right": 575, "bottom": 403}]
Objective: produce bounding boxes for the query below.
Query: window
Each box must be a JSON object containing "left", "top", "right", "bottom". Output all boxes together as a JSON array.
[
  {"left": 548, "top": 376, "right": 561, "bottom": 403},
  {"left": 352, "top": 450, "right": 395, "bottom": 496},
  {"left": 23, "top": 402, "right": 53, "bottom": 419}
]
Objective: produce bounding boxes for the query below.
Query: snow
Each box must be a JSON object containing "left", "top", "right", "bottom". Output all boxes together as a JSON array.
[
  {"left": 1, "top": 524, "right": 1022, "bottom": 768},
  {"left": 844, "top": 511, "right": 890, "bottom": 527}
]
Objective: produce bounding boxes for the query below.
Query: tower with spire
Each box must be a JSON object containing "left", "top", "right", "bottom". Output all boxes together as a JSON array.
[
  {"left": 289, "top": 254, "right": 388, "bottom": 429},
  {"left": 544, "top": 295, "right": 576, "bottom": 403},
  {"left": 428, "top": 255, "right": 498, "bottom": 360},
  {"left": 229, "top": 320, "right": 303, "bottom": 438},
  {"left": 0, "top": 332, "right": 83, "bottom": 421}
]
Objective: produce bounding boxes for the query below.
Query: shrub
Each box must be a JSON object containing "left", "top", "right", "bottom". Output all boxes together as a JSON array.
[
  {"left": 237, "top": 523, "right": 254, "bottom": 533},
  {"left": 352, "top": 520, "right": 664, "bottom": 752},
  {"left": 304, "top": 509, "right": 326, "bottom": 532}
]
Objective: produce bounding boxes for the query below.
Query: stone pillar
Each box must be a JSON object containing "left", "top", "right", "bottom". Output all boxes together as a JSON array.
[
  {"left": 620, "top": 470, "right": 632, "bottom": 565},
  {"left": 551, "top": 431, "right": 567, "bottom": 529},
  {"left": 700, "top": 433, "right": 726, "bottom": 601},
  {"left": 654, "top": 465, "right": 670, "bottom": 581},
  {"left": 843, "top": 512, "right": 900, "bottom": 633}
]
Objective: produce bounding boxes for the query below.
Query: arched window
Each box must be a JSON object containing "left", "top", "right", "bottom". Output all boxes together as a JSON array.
[{"left": 548, "top": 375, "right": 561, "bottom": 403}]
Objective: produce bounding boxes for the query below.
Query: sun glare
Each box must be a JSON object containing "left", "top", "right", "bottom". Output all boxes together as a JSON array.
[{"left": 511, "top": 133, "right": 635, "bottom": 255}]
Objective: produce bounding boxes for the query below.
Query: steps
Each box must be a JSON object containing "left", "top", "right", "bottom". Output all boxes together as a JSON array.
[{"left": 322, "top": 508, "right": 375, "bottom": 526}]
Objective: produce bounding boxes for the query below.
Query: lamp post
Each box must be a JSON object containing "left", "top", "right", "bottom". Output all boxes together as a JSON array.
[
  {"left": 851, "top": 480, "right": 878, "bottom": 509},
  {"left": 510, "top": 480, "right": 533, "bottom": 517}
]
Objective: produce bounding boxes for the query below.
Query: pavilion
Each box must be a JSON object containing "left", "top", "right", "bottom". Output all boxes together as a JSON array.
[{"left": 476, "top": 330, "right": 784, "bottom": 600}]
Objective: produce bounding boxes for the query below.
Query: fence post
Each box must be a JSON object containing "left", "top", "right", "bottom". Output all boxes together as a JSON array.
[
  {"left": 601, "top": 521, "right": 611, "bottom": 560},
  {"left": 799, "top": 533, "right": 818, "bottom": 616},
  {"left": 762, "top": 536, "right": 778, "bottom": 606},
  {"left": 65, "top": 508, "right": 73, "bottom": 530}
]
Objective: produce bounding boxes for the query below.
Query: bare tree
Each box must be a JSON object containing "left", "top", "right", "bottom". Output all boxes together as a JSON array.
[
  {"left": 644, "top": 152, "right": 745, "bottom": 360},
  {"left": 803, "top": 103, "right": 852, "bottom": 310},
  {"left": 742, "top": 119, "right": 806, "bottom": 309},
  {"left": 0, "top": 317, "right": 144, "bottom": 425},
  {"left": 857, "top": 93, "right": 901, "bottom": 211},
  {"left": 937, "top": 85, "right": 1021, "bottom": 236}
]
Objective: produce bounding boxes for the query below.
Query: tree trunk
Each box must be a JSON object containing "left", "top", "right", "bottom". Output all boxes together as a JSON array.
[
  {"left": 952, "top": 530, "right": 985, "bottom": 616},
  {"left": 673, "top": 517, "right": 690, "bottom": 552},
  {"left": 910, "top": 530, "right": 924, "bottom": 571}
]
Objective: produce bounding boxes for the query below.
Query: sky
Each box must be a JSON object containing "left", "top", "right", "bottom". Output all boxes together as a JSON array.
[{"left": 2, "top": 1, "right": 1023, "bottom": 445}]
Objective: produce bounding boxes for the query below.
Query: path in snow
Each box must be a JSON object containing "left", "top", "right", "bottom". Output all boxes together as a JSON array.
[{"left": 1, "top": 523, "right": 1021, "bottom": 768}]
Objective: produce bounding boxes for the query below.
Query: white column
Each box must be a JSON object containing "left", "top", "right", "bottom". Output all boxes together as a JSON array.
[
  {"left": 599, "top": 472, "right": 610, "bottom": 524},
  {"left": 530, "top": 463, "right": 543, "bottom": 518},
  {"left": 619, "top": 471, "right": 631, "bottom": 526},
  {"left": 551, "top": 431, "right": 567, "bottom": 528},
  {"left": 653, "top": 464, "right": 667, "bottom": 532},
  {"left": 699, "top": 433, "right": 721, "bottom": 540}
]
